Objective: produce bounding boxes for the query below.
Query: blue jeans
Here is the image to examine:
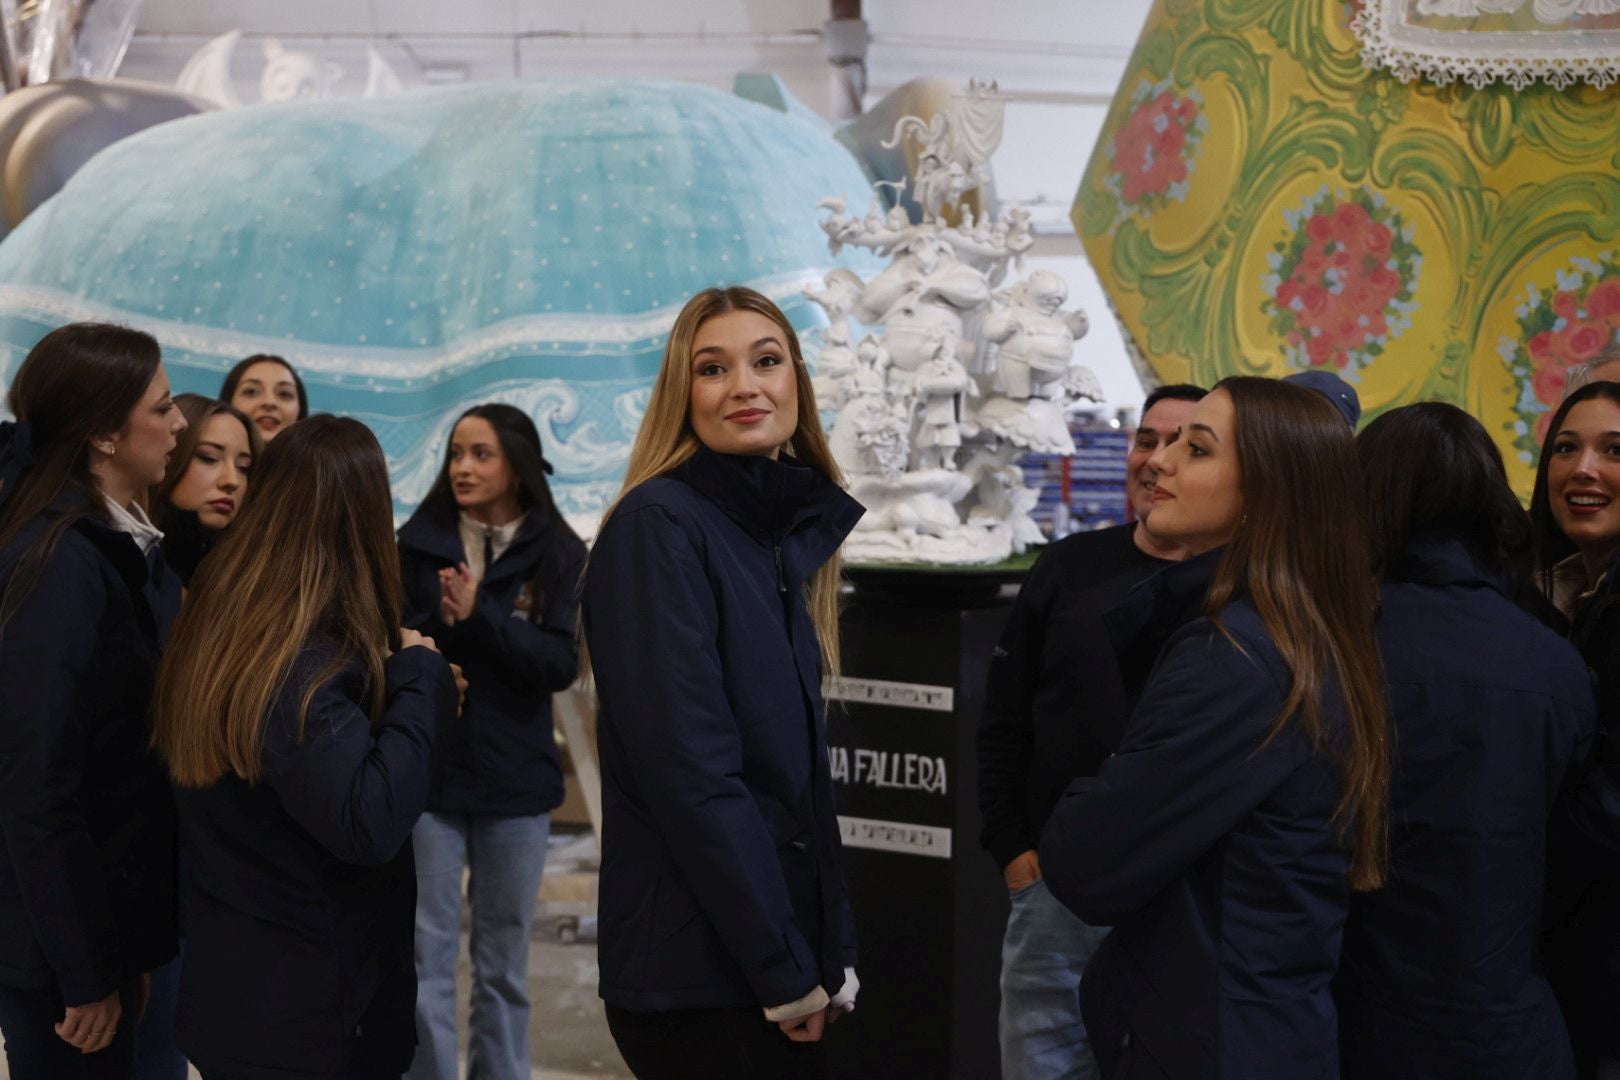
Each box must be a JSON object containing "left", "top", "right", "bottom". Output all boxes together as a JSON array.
[
  {"left": 999, "top": 878, "right": 1110, "bottom": 1080},
  {"left": 133, "top": 952, "right": 186, "bottom": 1080},
  {"left": 408, "top": 811, "right": 551, "bottom": 1080}
]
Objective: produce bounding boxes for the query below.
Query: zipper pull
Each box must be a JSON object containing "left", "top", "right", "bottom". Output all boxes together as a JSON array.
[{"left": 774, "top": 541, "right": 787, "bottom": 595}]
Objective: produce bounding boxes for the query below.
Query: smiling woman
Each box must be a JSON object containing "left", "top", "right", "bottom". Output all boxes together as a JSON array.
[
  {"left": 582, "top": 286, "right": 865, "bottom": 1079},
  {"left": 220, "top": 353, "right": 309, "bottom": 442},
  {"left": 687, "top": 310, "right": 801, "bottom": 459},
  {"left": 1039, "top": 376, "right": 1388, "bottom": 1080},
  {"left": 1530, "top": 378, "right": 1620, "bottom": 1072},
  {"left": 1534, "top": 382, "right": 1620, "bottom": 613},
  {"left": 1135, "top": 387, "right": 1242, "bottom": 556}
]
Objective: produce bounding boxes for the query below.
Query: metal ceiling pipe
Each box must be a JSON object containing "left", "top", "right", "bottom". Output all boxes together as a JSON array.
[{"left": 824, "top": 0, "right": 867, "bottom": 119}]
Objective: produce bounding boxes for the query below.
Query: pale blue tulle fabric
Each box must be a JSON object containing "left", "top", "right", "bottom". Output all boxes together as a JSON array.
[{"left": 0, "top": 79, "right": 880, "bottom": 525}]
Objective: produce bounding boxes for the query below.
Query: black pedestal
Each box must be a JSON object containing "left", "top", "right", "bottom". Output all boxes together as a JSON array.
[{"left": 825, "top": 568, "right": 1017, "bottom": 1079}]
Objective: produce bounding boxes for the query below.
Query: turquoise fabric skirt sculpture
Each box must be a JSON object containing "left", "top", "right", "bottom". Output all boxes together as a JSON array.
[{"left": 0, "top": 80, "right": 880, "bottom": 526}]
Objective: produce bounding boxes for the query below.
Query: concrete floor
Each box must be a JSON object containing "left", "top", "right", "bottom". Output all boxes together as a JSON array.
[{"left": 0, "top": 827, "right": 629, "bottom": 1080}]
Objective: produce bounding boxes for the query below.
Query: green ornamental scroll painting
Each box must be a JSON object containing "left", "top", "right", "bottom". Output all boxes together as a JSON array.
[{"left": 1073, "top": 0, "right": 1620, "bottom": 495}]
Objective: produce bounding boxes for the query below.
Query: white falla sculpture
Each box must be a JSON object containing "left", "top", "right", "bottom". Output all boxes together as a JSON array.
[
  {"left": 177, "top": 31, "right": 404, "bottom": 107},
  {"left": 810, "top": 81, "right": 1102, "bottom": 565}
]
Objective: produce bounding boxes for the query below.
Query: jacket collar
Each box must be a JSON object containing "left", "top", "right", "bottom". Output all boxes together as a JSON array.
[
  {"left": 1384, "top": 530, "right": 1507, "bottom": 596},
  {"left": 674, "top": 445, "right": 864, "bottom": 580},
  {"left": 398, "top": 502, "right": 554, "bottom": 583},
  {"left": 36, "top": 492, "right": 162, "bottom": 624},
  {"left": 1102, "top": 545, "right": 1224, "bottom": 658},
  {"left": 102, "top": 494, "right": 164, "bottom": 555}
]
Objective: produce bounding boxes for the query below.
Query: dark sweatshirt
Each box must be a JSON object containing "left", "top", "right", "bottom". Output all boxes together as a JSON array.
[{"left": 975, "top": 522, "right": 1173, "bottom": 872}]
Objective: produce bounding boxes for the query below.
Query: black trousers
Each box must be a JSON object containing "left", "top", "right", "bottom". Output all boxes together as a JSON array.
[
  {"left": 0, "top": 978, "right": 140, "bottom": 1080},
  {"left": 605, "top": 1003, "right": 831, "bottom": 1080}
]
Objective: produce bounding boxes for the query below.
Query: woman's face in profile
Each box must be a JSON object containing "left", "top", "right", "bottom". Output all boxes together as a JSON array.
[
  {"left": 687, "top": 310, "right": 799, "bottom": 458},
  {"left": 1139, "top": 388, "right": 1242, "bottom": 556},
  {"left": 104, "top": 363, "right": 187, "bottom": 491}
]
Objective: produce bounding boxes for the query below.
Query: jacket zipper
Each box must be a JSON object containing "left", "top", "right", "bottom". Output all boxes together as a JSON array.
[{"left": 774, "top": 540, "right": 787, "bottom": 595}]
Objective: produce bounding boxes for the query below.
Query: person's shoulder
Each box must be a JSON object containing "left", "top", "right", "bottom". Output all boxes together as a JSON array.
[
  {"left": 257, "top": 642, "right": 373, "bottom": 757},
  {"left": 613, "top": 475, "right": 700, "bottom": 515},
  {"left": 1383, "top": 578, "right": 1588, "bottom": 687},
  {"left": 396, "top": 503, "right": 453, "bottom": 555},
  {"left": 1033, "top": 523, "right": 1155, "bottom": 587},
  {"left": 1031, "top": 522, "right": 1120, "bottom": 567},
  {"left": 1166, "top": 601, "right": 1285, "bottom": 684},
  {"left": 0, "top": 518, "right": 108, "bottom": 595},
  {"left": 1042, "top": 522, "right": 1137, "bottom": 560},
  {"left": 281, "top": 640, "right": 368, "bottom": 704},
  {"left": 589, "top": 480, "right": 713, "bottom": 576},
  {"left": 1131, "top": 607, "right": 1294, "bottom": 740},
  {"left": 598, "top": 477, "right": 711, "bottom": 541}
]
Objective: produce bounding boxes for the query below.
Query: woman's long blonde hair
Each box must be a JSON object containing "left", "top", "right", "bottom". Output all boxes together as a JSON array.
[
  {"left": 596, "top": 286, "right": 847, "bottom": 674},
  {"left": 152, "top": 415, "right": 402, "bottom": 787}
]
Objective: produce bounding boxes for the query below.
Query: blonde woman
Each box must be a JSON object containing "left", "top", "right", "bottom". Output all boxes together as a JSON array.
[{"left": 583, "top": 286, "right": 863, "bottom": 1079}]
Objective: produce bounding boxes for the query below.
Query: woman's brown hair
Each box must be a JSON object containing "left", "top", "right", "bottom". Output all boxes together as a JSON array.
[
  {"left": 152, "top": 415, "right": 402, "bottom": 787},
  {"left": 1204, "top": 376, "right": 1389, "bottom": 890},
  {"left": 0, "top": 322, "right": 162, "bottom": 631},
  {"left": 594, "top": 286, "right": 847, "bottom": 674},
  {"left": 147, "top": 393, "right": 262, "bottom": 534}
]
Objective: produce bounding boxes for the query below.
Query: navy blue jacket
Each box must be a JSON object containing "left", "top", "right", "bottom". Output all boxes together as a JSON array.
[
  {"left": 582, "top": 447, "right": 863, "bottom": 1012},
  {"left": 398, "top": 505, "right": 586, "bottom": 816},
  {"left": 173, "top": 643, "right": 457, "bottom": 1079},
  {"left": 0, "top": 486, "right": 180, "bottom": 1006},
  {"left": 1042, "top": 553, "right": 1351, "bottom": 1080},
  {"left": 1544, "top": 546, "right": 1620, "bottom": 1074},
  {"left": 1337, "top": 534, "right": 1590, "bottom": 1080}
]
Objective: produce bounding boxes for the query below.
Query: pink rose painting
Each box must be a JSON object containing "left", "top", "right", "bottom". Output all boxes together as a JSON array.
[
  {"left": 1261, "top": 188, "right": 1422, "bottom": 375},
  {"left": 1499, "top": 252, "right": 1620, "bottom": 458},
  {"left": 1102, "top": 78, "right": 1208, "bottom": 223}
]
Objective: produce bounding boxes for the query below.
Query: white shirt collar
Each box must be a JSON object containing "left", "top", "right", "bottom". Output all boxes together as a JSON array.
[
  {"left": 458, "top": 511, "right": 524, "bottom": 578},
  {"left": 102, "top": 495, "right": 165, "bottom": 555}
]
